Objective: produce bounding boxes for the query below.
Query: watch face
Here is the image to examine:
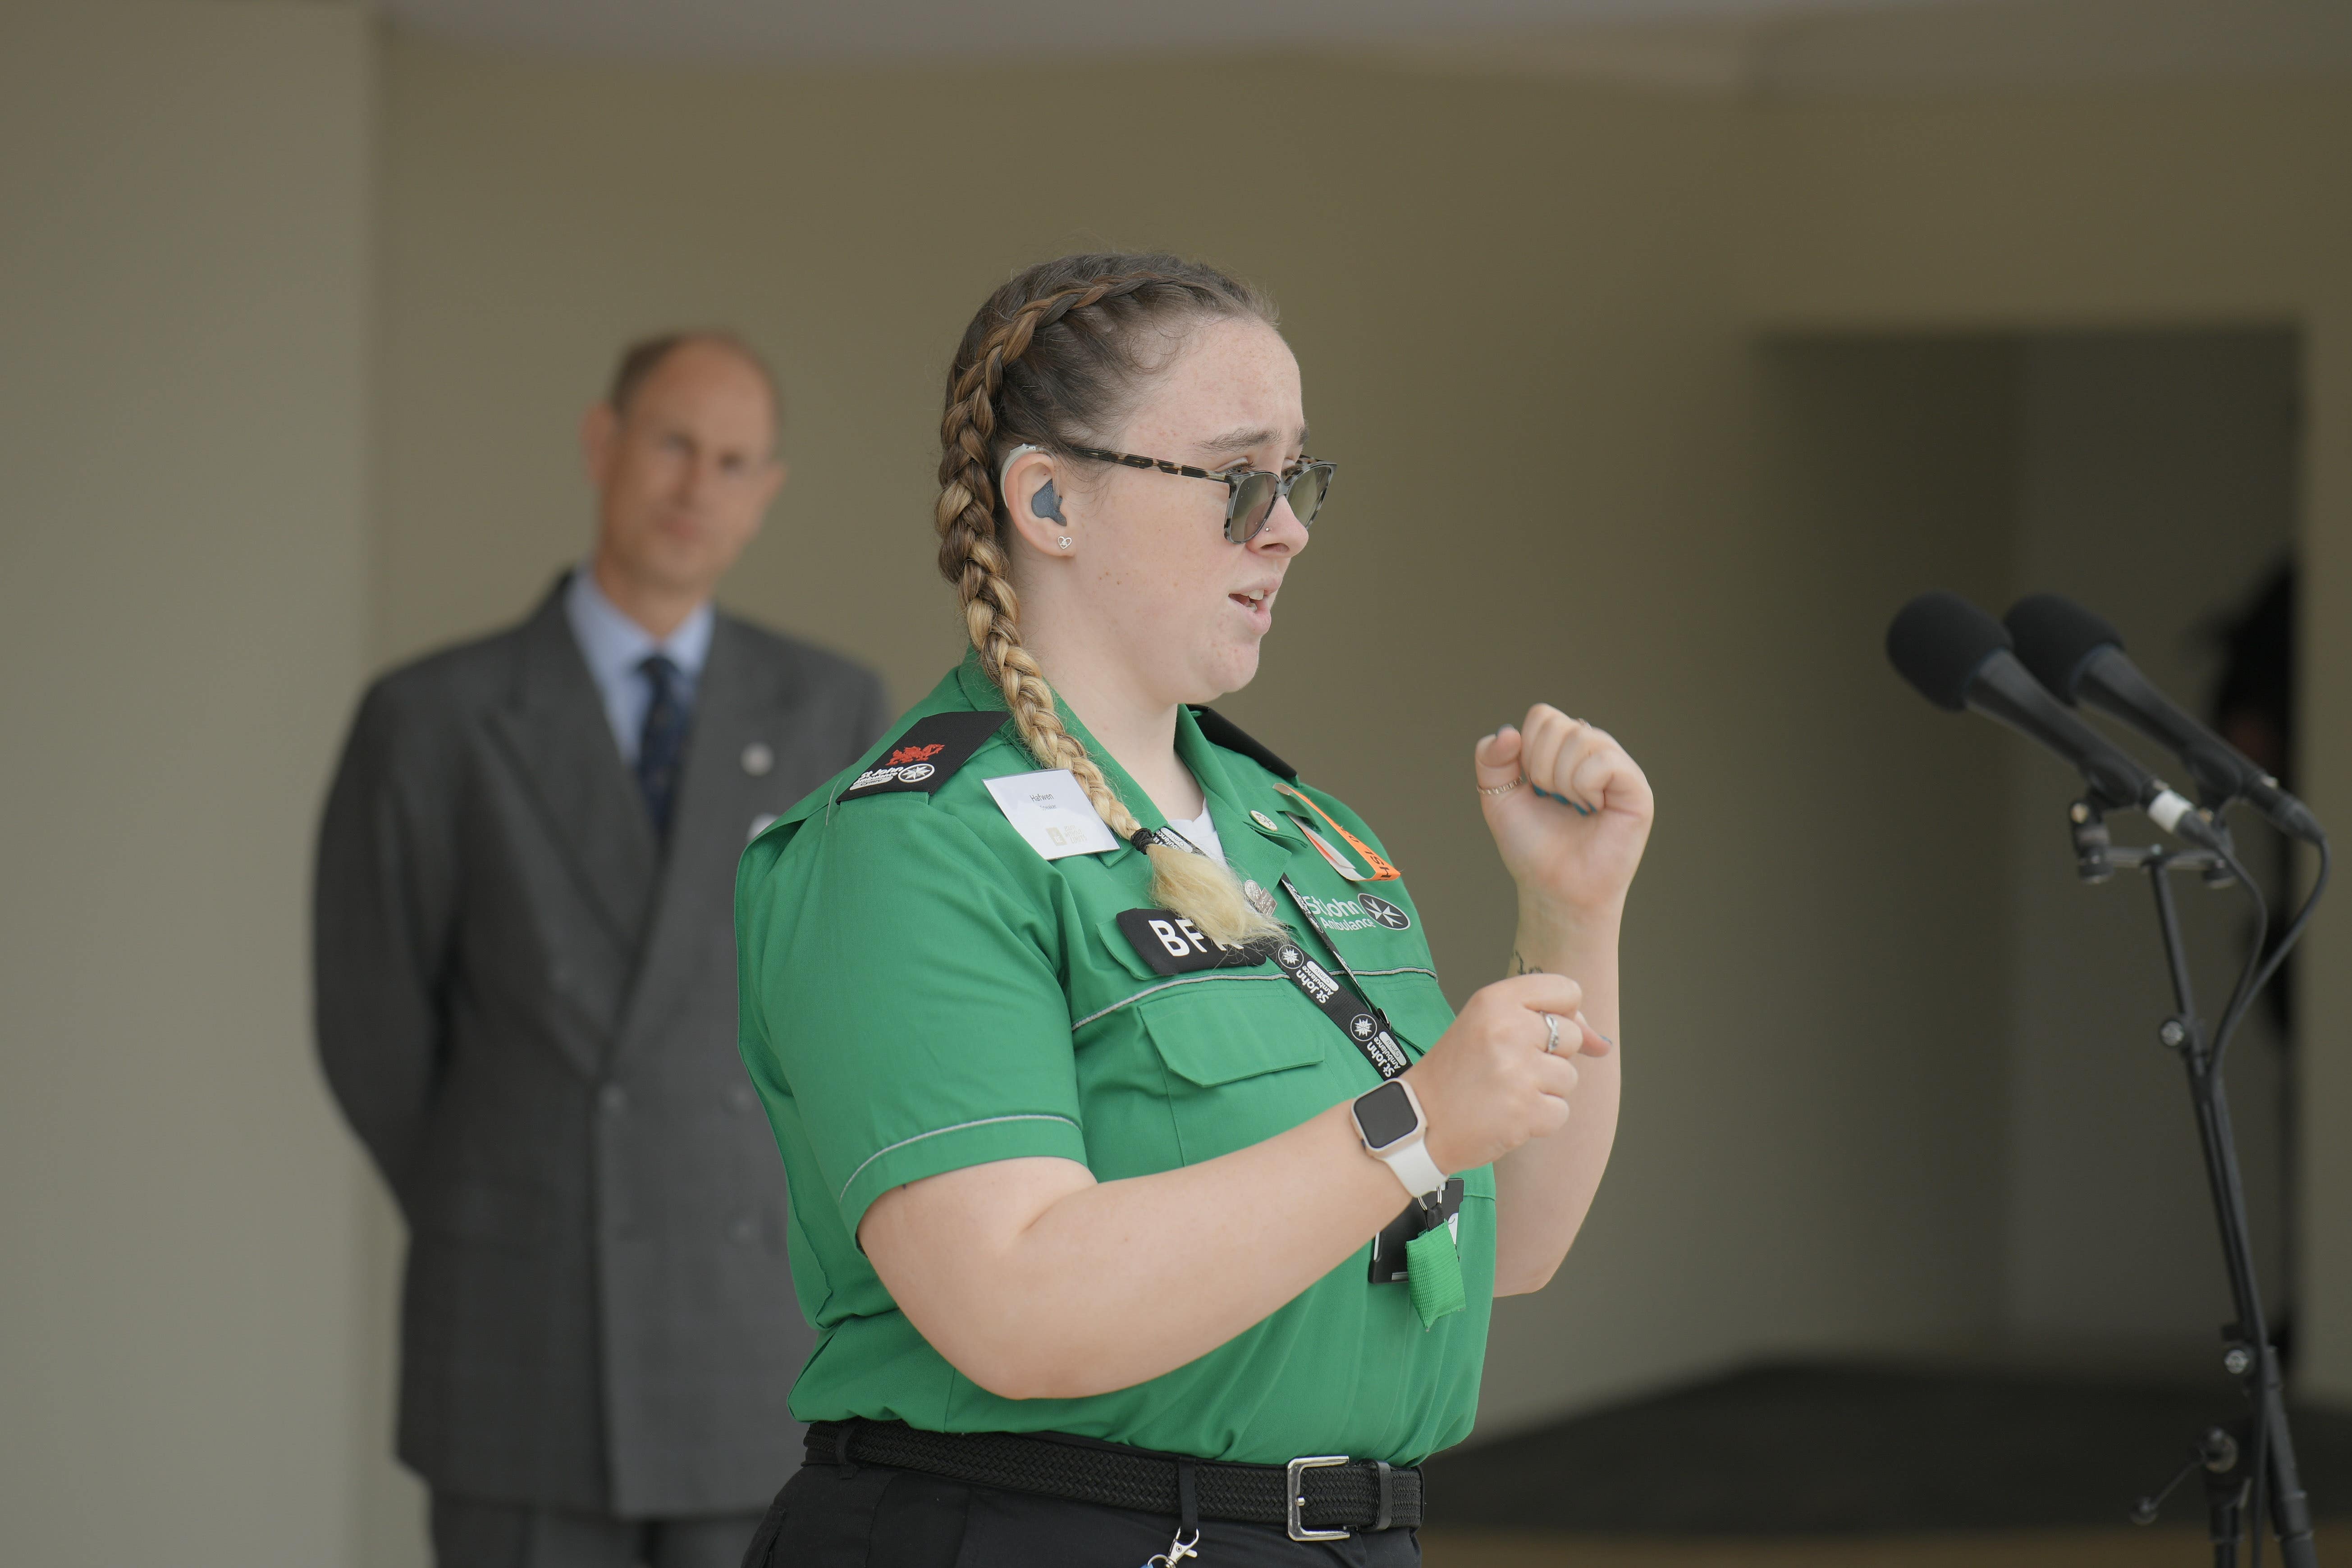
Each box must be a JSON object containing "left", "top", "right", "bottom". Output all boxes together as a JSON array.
[{"left": 1354, "top": 1080, "right": 1419, "bottom": 1149}]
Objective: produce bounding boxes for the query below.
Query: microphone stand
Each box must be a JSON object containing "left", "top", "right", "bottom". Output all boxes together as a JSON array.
[{"left": 2070, "top": 803, "right": 2318, "bottom": 1568}]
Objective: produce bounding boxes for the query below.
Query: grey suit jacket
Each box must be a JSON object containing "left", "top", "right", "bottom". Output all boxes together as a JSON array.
[{"left": 313, "top": 576, "right": 889, "bottom": 1516}]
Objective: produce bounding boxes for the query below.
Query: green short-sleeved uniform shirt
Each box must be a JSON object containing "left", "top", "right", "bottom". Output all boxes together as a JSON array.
[{"left": 734, "top": 653, "right": 1492, "bottom": 1467}]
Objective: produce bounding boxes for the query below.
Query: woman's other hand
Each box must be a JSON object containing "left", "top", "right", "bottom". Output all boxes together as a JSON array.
[
  {"left": 1404, "top": 973, "right": 1609, "bottom": 1175},
  {"left": 1475, "top": 704, "right": 1653, "bottom": 926}
]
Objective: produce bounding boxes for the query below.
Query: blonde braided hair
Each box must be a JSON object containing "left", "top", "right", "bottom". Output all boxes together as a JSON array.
[{"left": 934, "top": 254, "right": 1286, "bottom": 949}]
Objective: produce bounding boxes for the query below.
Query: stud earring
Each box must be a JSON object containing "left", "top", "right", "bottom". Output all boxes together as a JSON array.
[{"left": 1057, "top": 536, "right": 1073, "bottom": 550}]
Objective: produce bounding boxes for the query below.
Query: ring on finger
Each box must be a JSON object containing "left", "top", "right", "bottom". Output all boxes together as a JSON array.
[
  {"left": 1543, "top": 1013, "right": 1561, "bottom": 1054},
  {"left": 1480, "top": 774, "right": 1523, "bottom": 797}
]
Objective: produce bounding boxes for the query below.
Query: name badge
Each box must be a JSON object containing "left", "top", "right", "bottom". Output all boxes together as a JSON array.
[
  {"left": 984, "top": 769, "right": 1121, "bottom": 860},
  {"left": 1116, "top": 908, "right": 1258, "bottom": 975}
]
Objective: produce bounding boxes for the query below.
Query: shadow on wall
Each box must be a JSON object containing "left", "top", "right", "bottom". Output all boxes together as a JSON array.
[
  {"left": 1743, "top": 325, "right": 2299, "bottom": 1371},
  {"left": 1437, "top": 326, "right": 2315, "bottom": 1557}
]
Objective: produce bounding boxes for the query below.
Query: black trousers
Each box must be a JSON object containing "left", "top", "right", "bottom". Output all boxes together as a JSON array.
[
  {"left": 430, "top": 1492, "right": 763, "bottom": 1568},
  {"left": 743, "top": 1461, "right": 1422, "bottom": 1567}
]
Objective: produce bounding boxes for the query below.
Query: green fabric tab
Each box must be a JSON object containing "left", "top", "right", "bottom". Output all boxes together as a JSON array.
[{"left": 1405, "top": 1223, "right": 1466, "bottom": 1330}]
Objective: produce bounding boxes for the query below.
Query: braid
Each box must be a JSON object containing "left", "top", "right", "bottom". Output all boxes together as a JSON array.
[{"left": 933, "top": 256, "right": 1286, "bottom": 949}]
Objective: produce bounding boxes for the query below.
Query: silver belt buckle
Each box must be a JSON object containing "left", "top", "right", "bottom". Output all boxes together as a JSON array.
[{"left": 1285, "top": 1454, "right": 1352, "bottom": 1542}]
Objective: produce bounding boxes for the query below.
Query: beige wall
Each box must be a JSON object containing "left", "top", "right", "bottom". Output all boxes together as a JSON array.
[
  {"left": 2001, "top": 331, "right": 2297, "bottom": 1345},
  {"left": 0, "top": 3, "right": 374, "bottom": 1564},
  {"left": 1734, "top": 81, "right": 2352, "bottom": 1394}
]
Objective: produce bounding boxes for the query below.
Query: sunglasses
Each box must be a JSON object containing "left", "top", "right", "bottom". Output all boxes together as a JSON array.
[{"left": 1071, "top": 446, "right": 1336, "bottom": 544}]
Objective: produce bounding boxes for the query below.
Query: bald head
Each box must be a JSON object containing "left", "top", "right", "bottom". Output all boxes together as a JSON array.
[
  {"left": 581, "top": 333, "right": 787, "bottom": 636},
  {"left": 609, "top": 331, "right": 781, "bottom": 437}
]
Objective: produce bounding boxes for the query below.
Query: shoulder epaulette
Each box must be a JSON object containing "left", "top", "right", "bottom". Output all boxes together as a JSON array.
[
  {"left": 1189, "top": 705, "right": 1298, "bottom": 781},
  {"left": 838, "top": 711, "right": 1008, "bottom": 800}
]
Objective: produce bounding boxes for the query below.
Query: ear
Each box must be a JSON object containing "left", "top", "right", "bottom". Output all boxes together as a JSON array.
[
  {"left": 1000, "top": 446, "right": 1076, "bottom": 559},
  {"left": 581, "top": 402, "right": 618, "bottom": 484}
]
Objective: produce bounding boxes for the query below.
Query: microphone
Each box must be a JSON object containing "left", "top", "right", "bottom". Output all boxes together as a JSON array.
[
  {"left": 2005, "top": 592, "right": 2323, "bottom": 844},
  {"left": 1886, "top": 591, "right": 2223, "bottom": 850}
]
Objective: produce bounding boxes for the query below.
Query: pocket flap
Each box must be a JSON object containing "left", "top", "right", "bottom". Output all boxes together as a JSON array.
[{"left": 1138, "top": 981, "right": 1326, "bottom": 1087}]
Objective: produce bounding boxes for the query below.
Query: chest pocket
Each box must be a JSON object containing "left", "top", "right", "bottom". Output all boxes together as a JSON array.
[
  {"left": 1355, "top": 969, "right": 1455, "bottom": 1059},
  {"left": 1136, "top": 980, "right": 1333, "bottom": 1163}
]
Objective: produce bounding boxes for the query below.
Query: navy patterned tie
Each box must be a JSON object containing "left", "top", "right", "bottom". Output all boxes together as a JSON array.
[{"left": 636, "top": 654, "right": 690, "bottom": 839}]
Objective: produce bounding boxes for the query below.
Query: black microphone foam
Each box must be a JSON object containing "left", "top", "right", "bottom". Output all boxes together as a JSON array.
[
  {"left": 1885, "top": 589, "right": 2222, "bottom": 849},
  {"left": 2005, "top": 589, "right": 2324, "bottom": 842},
  {"left": 2005, "top": 592, "right": 2125, "bottom": 702},
  {"left": 1886, "top": 590, "right": 2009, "bottom": 711}
]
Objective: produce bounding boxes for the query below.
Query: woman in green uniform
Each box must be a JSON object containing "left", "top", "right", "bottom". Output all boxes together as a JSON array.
[{"left": 735, "top": 253, "right": 1652, "bottom": 1566}]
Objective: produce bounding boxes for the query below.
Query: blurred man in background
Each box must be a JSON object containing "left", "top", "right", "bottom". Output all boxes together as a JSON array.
[{"left": 314, "top": 334, "right": 889, "bottom": 1568}]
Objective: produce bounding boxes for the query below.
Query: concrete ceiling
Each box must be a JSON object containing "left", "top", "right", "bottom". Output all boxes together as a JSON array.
[
  {"left": 375, "top": 0, "right": 2352, "bottom": 91},
  {"left": 374, "top": 0, "right": 1954, "bottom": 66}
]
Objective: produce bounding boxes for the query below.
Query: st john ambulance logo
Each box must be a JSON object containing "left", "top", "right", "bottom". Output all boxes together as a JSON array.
[
  {"left": 851, "top": 741, "right": 943, "bottom": 788},
  {"left": 1357, "top": 894, "right": 1411, "bottom": 931},
  {"left": 839, "top": 712, "right": 1006, "bottom": 800}
]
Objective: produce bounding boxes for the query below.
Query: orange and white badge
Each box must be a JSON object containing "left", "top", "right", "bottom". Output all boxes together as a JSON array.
[
  {"left": 1289, "top": 813, "right": 1375, "bottom": 881},
  {"left": 1273, "top": 783, "right": 1401, "bottom": 882}
]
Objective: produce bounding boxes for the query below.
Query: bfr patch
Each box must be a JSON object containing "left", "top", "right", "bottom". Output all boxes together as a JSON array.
[
  {"left": 839, "top": 711, "right": 1006, "bottom": 799},
  {"left": 1117, "top": 909, "right": 1262, "bottom": 976}
]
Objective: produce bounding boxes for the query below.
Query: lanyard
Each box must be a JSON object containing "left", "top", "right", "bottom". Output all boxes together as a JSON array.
[
  {"left": 1275, "top": 873, "right": 1464, "bottom": 1316},
  {"left": 1267, "top": 873, "right": 1415, "bottom": 1080}
]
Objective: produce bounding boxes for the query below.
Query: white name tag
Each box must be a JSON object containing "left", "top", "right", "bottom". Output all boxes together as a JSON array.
[{"left": 984, "top": 770, "right": 1121, "bottom": 860}]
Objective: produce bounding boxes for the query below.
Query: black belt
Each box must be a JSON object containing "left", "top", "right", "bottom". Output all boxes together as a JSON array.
[{"left": 805, "top": 1419, "right": 1423, "bottom": 1541}]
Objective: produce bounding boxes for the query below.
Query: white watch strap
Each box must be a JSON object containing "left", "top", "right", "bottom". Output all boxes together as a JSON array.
[{"left": 1373, "top": 1136, "right": 1448, "bottom": 1204}]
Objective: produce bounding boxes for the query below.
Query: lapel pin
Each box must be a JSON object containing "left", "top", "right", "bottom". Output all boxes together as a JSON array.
[
  {"left": 1250, "top": 810, "right": 1280, "bottom": 833},
  {"left": 741, "top": 742, "right": 774, "bottom": 777}
]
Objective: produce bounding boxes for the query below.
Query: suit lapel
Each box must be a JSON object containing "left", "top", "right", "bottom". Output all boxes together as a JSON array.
[
  {"left": 485, "top": 583, "right": 661, "bottom": 958},
  {"left": 613, "top": 615, "right": 793, "bottom": 1060}
]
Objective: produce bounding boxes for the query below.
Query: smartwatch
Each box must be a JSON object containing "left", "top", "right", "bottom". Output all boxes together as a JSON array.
[{"left": 1351, "top": 1079, "right": 1447, "bottom": 1203}]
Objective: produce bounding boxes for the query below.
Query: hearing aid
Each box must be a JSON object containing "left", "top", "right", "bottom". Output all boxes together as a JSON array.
[{"left": 1000, "top": 441, "right": 1070, "bottom": 535}]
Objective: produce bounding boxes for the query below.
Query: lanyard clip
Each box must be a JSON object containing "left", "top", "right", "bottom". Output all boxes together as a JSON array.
[{"left": 1146, "top": 1528, "right": 1200, "bottom": 1568}]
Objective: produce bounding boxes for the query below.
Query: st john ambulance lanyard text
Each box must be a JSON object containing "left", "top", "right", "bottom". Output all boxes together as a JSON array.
[{"left": 1269, "top": 873, "right": 1415, "bottom": 1079}]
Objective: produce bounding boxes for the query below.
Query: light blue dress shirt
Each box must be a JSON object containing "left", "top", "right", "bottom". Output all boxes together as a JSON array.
[{"left": 563, "top": 566, "right": 716, "bottom": 767}]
